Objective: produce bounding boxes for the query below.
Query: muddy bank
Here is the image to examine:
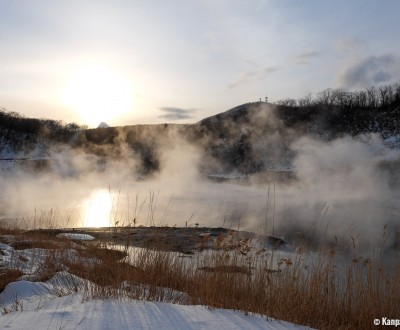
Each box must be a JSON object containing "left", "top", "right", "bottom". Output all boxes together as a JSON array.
[{"left": 31, "top": 226, "right": 291, "bottom": 254}]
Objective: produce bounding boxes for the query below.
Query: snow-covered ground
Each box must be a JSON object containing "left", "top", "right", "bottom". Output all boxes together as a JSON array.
[
  {"left": 56, "top": 233, "right": 96, "bottom": 241},
  {"left": 0, "top": 273, "right": 311, "bottom": 330},
  {"left": 0, "top": 232, "right": 312, "bottom": 329}
]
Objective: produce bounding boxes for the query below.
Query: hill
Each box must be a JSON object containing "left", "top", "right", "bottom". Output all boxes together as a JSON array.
[{"left": 1, "top": 84, "right": 400, "bottom": 178}]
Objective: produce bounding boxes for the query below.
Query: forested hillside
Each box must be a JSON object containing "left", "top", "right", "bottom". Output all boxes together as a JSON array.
[{"left": 1, "top": 84, "right": 400, "bottom": 176}]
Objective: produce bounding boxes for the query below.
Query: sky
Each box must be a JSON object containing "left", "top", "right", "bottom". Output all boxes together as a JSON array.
[{"left": 1, "top": 0, "right": 400, "bottom": 127}]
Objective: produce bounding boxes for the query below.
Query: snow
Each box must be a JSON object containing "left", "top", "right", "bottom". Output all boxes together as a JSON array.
[
  {"left": 120, "top": 282, "right": 193, "bottom": 304},
  {"left": 98, "top": 122, "right": 110, "bottom": 128},
  {"left": 56, "top": 233, "right": 96, "bottom": 241},
  {"left": 0, "top": 239, "right": 83, "bottom": 275},
  {"left": 0, "top": 238, "right": 311, "bottom": 329},
  {"left": 0, "top": 275, "right": 312, "bottom": 330},
  {"left": 368, "top": 134, "right": 400, "bottom": 160},
  {"left": 0, "top": 245, "right": 49, "bottom": 274},
  {"left": 383, "top": 134, "right": 400, "bottom": 151},
  {"left": 0, "top": 280, "right": 54, "bottom": 305}
]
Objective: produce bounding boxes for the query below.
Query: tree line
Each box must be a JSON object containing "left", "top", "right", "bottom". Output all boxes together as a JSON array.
[
  {"left": 0, "top": 108, "right": 86, "bottom": 141},
  {"left": 277, "top": 83, "right": 400, "bottom": 110}
]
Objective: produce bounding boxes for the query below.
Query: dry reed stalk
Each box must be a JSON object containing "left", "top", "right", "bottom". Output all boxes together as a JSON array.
[{"left": 0, "top": 223, "right": 399, "bottom": 329}]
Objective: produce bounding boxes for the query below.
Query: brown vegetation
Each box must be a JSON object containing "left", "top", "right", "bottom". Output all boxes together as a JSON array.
[{"left": 0, "top": 225, "right": 399, "bottom": 329}]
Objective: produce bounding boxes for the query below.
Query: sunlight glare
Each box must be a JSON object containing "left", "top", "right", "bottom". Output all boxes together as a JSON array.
[
  {"left": 83, "top": 189, "right": 113, "bottom": 227},
  {"left": 62, "top": 64, "right": 133, "bottom": 127}
]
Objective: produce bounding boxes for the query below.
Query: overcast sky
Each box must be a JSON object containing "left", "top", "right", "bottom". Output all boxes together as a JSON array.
[{"left": 1, "top": 0, "right": 400, "bottom": 127}]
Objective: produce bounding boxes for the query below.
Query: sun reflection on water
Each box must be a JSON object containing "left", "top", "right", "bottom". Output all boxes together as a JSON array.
[{"left": 83, "top": 189, "right": 112, "bottom": 227}]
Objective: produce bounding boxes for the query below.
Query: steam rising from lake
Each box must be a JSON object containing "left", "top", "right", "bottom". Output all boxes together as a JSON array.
[{"left": 1, "top": 109, "right": 400, "bottom": 251}]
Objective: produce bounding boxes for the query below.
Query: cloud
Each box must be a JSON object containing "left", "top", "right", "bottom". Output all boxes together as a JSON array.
[
  {"left": 334, "top": 37, "right": 364, "bottom": 52},
  {"left": 158, "top": 107, "right": 196, "bottom": 121},
  {"left": 339, "top": 54, "right": 400, "bottom": 88},
  {"left": 295, "top": 51, "right": 320, "bottom": 65},
  {"left": 228, "top": 66, "right": 278, "bottom": 89}
]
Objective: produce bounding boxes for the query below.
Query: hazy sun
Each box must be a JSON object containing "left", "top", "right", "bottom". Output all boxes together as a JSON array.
[
  {"left": 83, "top": 189, "right": 113, "bottom": 227},
  {"left": 62, "top": 65, "right": 133, "bottom": 127}
]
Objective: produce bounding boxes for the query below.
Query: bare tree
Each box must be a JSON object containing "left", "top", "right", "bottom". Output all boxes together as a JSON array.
[
  {"left": 316, "top": 88, "right": 333, "bottom": 106},
  {"left": 366, "top": 86, "right": 378, "bottom": 107},
  {"left": 378, "top": 85, "right": 393, "bottom": 107},
  {"left": 277, "top": 98, "right": 297, "bottom": 107},
  {"left": 331, "top": 89, "right": 348, "bottom": 107},
  {"left": 298, "top": 93, "right": 312, "bottom": 107}
]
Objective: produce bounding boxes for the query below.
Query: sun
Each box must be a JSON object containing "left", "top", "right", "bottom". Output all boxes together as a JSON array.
[{"left": 62, "top": 64, "right": 133, "bottom": 127}]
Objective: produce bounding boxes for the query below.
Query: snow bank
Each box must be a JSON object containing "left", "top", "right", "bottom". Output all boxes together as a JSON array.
[
  {"left": 0, "top": 276, "right": 312, "bottom": 329},
  {"left": 56, "top": 233, "right": 95, "bottom": 241},
  {"left": 0, "top": 280, "right": 53, "bottom": 305}
]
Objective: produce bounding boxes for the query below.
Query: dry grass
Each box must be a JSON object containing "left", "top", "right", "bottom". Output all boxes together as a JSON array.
[{"left": 0, "top": 225, "right": 399, "bottom": 329}]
